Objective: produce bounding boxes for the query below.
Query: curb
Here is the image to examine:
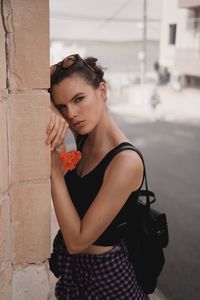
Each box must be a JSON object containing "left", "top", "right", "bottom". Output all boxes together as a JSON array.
[{"left": 149, "top": 288, "right": 168, "bottom": 300}]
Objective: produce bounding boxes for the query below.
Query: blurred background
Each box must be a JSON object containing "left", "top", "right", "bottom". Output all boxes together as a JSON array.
[{"left": 50, "top": 1, "right": 200, "bottom": 299}]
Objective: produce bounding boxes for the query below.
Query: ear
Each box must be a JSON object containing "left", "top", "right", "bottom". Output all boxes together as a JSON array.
[{"left": 98, "top": 82, "right": 107, "bottom": 102}]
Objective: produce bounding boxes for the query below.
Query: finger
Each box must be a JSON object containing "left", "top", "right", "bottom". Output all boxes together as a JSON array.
[
  {"left": 46, "top": 114, "right": 56, "bottom": 144},
  {"left": 46, "top": 113, "right": 56, "bottom": 134},
  {"left": 51, "top": 120, "right": 69, "bottom": 150},
  {"left": 48, "top": 118, "right": 60, "bottom": 146},
  {"left": 62, "top": 120, "right": 69, "bottom": 138},
  {"left": 59, "top": 122, "right": 69, "bottom": 144},
  {"left": 51, "top": 125, "right": 66, "bottom": 150},
  {"left": 52, "top": 121, "right": 69, "bottom": 149}
]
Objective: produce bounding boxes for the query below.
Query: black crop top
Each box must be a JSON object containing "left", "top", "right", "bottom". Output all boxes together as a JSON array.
[{"left": 62, "top": 134, "right": 145, "bottom": 246}]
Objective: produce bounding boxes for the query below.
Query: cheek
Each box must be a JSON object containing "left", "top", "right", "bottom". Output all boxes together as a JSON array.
[
  {"left": 80, "top": 96, "right": 104, "bottom": 123},
  {"left": 90, "top": 101, "right": 103, "bottom": 121}
]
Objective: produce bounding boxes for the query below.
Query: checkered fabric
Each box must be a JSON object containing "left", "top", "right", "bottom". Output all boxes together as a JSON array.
[{"left": 54, "top": 238, "right": 149, "bottom": 299}]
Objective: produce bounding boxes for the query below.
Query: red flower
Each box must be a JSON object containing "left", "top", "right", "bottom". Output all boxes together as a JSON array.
[{"left": 59, "top": 150, "right": 81, "bottom": 173}]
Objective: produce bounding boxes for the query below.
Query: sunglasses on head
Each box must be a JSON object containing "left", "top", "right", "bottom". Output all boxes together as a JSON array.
[{"left": 50, "top": 54, "right": 95, "bottom": 76}]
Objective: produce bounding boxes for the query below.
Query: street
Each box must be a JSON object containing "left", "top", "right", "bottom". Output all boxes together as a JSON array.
[{"left": 112, "top": 113, "right": 200, "bottom": 300}]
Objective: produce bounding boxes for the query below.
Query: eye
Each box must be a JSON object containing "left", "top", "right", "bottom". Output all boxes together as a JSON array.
[
  {"left": 74, "top": 96, "right": 84, "bottom": 103},
  {"left": 55, "top": 104, "right": 66, "bottom": 110}
]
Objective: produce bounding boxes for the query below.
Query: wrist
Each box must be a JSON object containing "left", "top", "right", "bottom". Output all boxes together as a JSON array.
[{"left": 51, "top": 167, "right": 63, "bottom": 179}]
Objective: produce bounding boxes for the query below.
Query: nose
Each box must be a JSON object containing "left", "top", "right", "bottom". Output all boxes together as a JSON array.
[{"left": 67, "top": 105, "right": 78, "bottom": 121}]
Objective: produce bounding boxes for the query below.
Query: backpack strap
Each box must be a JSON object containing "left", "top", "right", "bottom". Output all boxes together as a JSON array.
[
  {"left": 75, "top": 137, "right": 156, "bottom": 208},
  {"left": 102, "top": 142, "right": 156, "bottom": 208}
]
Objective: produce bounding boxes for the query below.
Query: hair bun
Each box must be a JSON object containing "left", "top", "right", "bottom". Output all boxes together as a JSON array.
[
  {"left": 84, "top": 56, "right": 106, "bottom": 84},
  {"left": 84, "top": 57, "right": 98, "bottom": 68}
]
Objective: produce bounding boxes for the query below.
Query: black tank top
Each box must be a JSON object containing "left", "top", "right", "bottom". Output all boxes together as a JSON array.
[{"left": 63, "top": 134, "right": 145, "bottom": 246}]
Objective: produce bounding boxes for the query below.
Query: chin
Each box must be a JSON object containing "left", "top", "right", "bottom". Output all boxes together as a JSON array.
[
  {"left": 74, "top": 122, "right": 96, "bottom": 135},
  {"left": 76, "top": 129, "right": 87, "bottom": 135},
  {"left": 76, "top": 127, "right": 90, "bottom": 135}
]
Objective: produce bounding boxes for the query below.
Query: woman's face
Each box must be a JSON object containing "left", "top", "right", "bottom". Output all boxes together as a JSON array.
[{"left": 51, "top": 75, "right": 107, "bottom": 135}]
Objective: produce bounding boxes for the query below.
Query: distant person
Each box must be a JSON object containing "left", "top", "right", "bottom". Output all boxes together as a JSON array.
[
  {"left": 47, "top": 54, "right": 149, "bottom": 299},
  {"left": 150, "top": 88, "right": 161, "bottom": 110},
  {"left": 154, "top": 61, "right": 170, "bottom": 85},
  {"left": 153, "top": 61, "right": 160, "bottom": 72}
]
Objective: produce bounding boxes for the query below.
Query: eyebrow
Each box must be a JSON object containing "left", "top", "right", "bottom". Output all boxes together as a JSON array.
[{"left": 55, "top": 92, "right": 84, "bottom": 107}]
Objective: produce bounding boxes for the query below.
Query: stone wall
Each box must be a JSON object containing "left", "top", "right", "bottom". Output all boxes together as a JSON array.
[{"left": 0, "top": 0, "right": 51, "bottom": 299}]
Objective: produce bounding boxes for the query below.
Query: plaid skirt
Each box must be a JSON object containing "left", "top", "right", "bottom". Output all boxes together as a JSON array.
[{"left": 54, "top": 238, "right": 149, "bottom": 300}]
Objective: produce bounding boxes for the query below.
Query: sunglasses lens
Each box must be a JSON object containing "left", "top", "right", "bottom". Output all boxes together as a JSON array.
[
  {"left": 50, "top": 54, "right": 94, "bottom": 76},
  {"left": 50, "top": 64, "right": 57, "bottom": 75},
  {"left": 62, "top": 56, "right": 76, "bottom": 69}
]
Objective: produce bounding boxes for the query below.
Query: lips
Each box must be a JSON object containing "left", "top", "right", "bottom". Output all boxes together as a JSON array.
[{"left": 72, "top": 120, "right": 85, "bottom": 127}]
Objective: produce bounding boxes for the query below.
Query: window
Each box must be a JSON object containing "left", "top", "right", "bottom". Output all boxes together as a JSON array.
[{"left": 169, "top": 24, "right": 177, "bottom": 45}]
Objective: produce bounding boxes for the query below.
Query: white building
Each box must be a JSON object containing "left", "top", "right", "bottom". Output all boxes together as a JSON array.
[{"left": 159, "top": 0, "right": 200, "bottom": 88}]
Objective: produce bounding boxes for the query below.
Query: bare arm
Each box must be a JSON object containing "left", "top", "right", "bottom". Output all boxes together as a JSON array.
[
  {"left": 46, "top": 100, "right": 69, "bottom": 150},
  {"left": 51, "top": 150, "right": 144, "bottom": 254}
]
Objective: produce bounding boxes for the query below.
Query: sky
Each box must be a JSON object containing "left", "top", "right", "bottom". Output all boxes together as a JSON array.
[{"left": 50, "top": 0, "right": 163, "bottom": 42}]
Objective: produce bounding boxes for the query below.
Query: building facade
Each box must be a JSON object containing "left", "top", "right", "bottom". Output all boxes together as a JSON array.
[{"left": 159, "top": 0, "right": 200, "bottom": 88}]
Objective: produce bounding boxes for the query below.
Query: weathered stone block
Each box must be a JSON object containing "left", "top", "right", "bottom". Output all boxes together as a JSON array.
[
  {"left": 0, "top": 260, "right": 12, "bottom": 300},
  {"left": 0, "top": 9, "right": 7, "bottom": 91},
  {"left": 49, "top": 271, "right": 57, "bottom": 300},
  {"left": 0, "top": 196, "right": 12, "bottom": 300},
  {"left": 2, "top": 0, "right": 50, "bottom": 90},
  {"left": 8, "top": 92, "right": 50, "bottom": 183},
  {"left": 0, "top": 196, "right": 11, "bottom": 261},
  {"left": 0, "top": 96, "right": 9, "bottom": 194},
  {"left": 13, "top": 264, "right": 50, "bottom": 300},
  {"left": 11, "top": 179, "right": 51, "bottom": 264}
]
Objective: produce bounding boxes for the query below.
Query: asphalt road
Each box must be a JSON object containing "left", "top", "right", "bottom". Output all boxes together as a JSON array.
[{"left": 112, "top": 114, "right": 200, "bottom": 300}]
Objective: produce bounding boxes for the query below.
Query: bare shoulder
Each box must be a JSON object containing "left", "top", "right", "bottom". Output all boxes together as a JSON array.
[
  {"left": 107, "top": 148, "right": 143, "bottom": 172},
  {"left": 104, "top": 148, "right": 144, "bottom": 191}
]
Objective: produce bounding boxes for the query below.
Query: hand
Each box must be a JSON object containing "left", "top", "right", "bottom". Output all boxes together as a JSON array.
[
  {"left": 51, "top": 143, "right": 66, "bottom": 175},
  {"left": 46, "top": 101, "right": 69, "bottom": 151}
]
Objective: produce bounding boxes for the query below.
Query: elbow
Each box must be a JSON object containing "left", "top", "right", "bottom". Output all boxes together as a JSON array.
[
  {"left": 65, "top": 241, "right": 77, "bottom": 254},
  {"left": 67, "top": 244, "right": 79, "bottom": 254},
  {"left": 65, "top": 240, "right": 85, "bottom": 255},
  {"left": 67, "top": 246, "right": 77, "bottom": 255},
  {"left": 63, "top": 231, "right": 89, "bottom": 254}
]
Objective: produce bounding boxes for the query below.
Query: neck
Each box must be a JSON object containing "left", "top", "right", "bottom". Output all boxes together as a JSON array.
[{"left": 86, "top": 107, "right": 119, "bottom": 152}]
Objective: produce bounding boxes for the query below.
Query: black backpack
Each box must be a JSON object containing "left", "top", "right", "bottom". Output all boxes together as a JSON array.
[{"left": 113, "top": 144, "right": 169, "bottom": 295}]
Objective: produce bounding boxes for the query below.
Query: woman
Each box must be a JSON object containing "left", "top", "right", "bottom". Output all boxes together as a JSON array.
[{"left": 47, "top": 54, "right": 149, "bottom": 299}]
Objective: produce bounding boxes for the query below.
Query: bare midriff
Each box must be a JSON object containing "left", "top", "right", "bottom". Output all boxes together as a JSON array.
[{"left": 79, "top": 244, "right": 114, "bottom": 254}]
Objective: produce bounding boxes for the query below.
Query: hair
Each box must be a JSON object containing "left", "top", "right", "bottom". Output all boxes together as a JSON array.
[{"left": 50, "top": 56, "right": 106, "bottom": 90}]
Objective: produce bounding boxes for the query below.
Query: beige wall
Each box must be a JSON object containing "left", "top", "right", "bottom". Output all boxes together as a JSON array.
[{"left": 0, "top": 0, "right": 51, "bottom": 299}]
